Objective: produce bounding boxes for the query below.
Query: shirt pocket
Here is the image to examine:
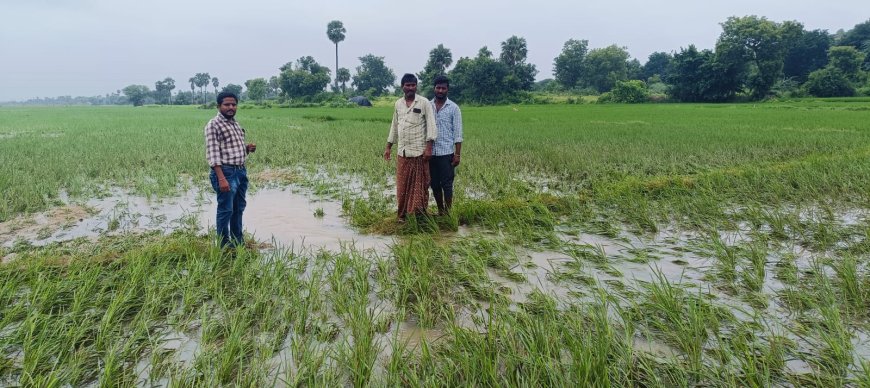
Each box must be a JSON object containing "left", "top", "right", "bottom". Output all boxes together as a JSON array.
[{"left": 403, "top": 110, "right": 425, "bottom": 128}]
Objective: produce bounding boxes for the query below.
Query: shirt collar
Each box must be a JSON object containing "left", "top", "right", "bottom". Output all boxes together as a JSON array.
[{"left": 430, "top": 97, "right": 452, "bottom": 107}]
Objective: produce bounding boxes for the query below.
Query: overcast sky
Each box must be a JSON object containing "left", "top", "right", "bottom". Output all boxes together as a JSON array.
[{"left": 1, "top": 0, "right": 866, "bottom": 102}]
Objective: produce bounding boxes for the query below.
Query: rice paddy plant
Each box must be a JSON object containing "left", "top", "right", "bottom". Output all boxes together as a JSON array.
[
  {"left": 630, "top": 269, "right": 732, "bottom": 377},
  {"left": 830, "top": 254, "right": 869, "bottom": 319},
  {"left": 391, "top": 236, "right": 456, "bottom": 327},
  {"left": 774, "top": 252, "right": 799, "bottom": 285},
  {"left": 740, "top": 240, "right": 770, "bottom": 293},
  {"left": 705, "top": 233, "right": 739, "bottom": 284}
]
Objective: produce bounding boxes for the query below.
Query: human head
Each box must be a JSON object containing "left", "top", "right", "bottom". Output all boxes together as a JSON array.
[
  {"left": 433, "top": 75, "right": 449, "bottom": 100},
  {"left": 400, "top": 73, "right": 418, "bottom": 85},
  {"left": 401, "top": 73, "right": 417, "bottom": 100},
  {"left": 216, "top": 91, "right": 238, "bottom": 105},
  {"left": 216, "top": 92, "right": 238, "bottom": 119}
]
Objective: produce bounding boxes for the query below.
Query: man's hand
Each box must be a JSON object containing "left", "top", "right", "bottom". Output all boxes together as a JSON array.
[
  {"left": 384, "top": 148, "right": 391, "bottom": 161},
  {"left": 423, "top": 141, "right": 433, "bottom": 162},
  {"left": 246, "top": 143, "right": 256, "bottom": 153},
  {"left": 218, "top": 178, "right": 230, "bottom": 193},
  {"left": 452, "top": 154, "right": 461, "bottom": 167}
]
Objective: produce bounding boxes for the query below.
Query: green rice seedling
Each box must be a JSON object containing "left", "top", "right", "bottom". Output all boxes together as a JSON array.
[
  {"left": 858, "top": 359, "right": 870, "bottom": 388},
  {"left": 830, "top": 254, "right": 869, "bottom": 319},
  {"left": 337, "top": 305, "right": 380, "bottom": 387},
  {"left": 631, "top": 269, "right": 730, "bottom": 376},
  {"left": 740, "top": 240, "right": 769, "bottom": 293},
  {"left": 774, "top": 252, "right": 799, "bottom": 285},
  {"left": 705, "top": 233, "right": 739, "bottom": 284}
]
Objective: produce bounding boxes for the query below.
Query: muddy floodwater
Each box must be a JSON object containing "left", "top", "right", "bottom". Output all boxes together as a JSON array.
[{"left": 0, "top": 187, "right": 391, "bottom": 253}]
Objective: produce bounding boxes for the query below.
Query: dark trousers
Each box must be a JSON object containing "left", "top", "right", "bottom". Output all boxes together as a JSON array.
[
  {"left": 429, "top": 154, "right": 455, "bottom": 200},
  {"left": 209, "top": 165, "right": 248, "bottom": 247}
]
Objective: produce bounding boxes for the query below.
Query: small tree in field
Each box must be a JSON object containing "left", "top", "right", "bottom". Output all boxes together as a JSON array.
[{"left": 609, "top": 80, "right": 650, "bottom": 103}]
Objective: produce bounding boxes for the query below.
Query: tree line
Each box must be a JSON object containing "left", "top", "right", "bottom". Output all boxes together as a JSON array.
[{"left": 6, "top": 16, "right": 869, "bottom": 106}]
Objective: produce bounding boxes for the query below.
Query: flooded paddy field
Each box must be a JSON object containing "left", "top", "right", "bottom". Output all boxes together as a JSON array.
[{"left": 2, "top": 102, "right": 870, "bottom": 386}]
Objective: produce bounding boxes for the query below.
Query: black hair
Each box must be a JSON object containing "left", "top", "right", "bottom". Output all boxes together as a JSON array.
[
  {"left": 216, "top": 91, "right": 239, "bottom": 104},
  {"left": 433, "top": 75, "right": 449, "bottom": 87},
  {"left": 400, "top": 73, "right": 418, "bottom": 85}
]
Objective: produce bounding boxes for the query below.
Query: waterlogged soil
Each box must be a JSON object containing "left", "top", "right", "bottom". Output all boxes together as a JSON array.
[{"left": 0, "top": 186, "right": 391, "bottom": 253}]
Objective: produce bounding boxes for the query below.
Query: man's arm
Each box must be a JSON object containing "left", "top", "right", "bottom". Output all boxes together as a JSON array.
[
  {"left": 423, "top": 102, "right": 437, "bottom": 161},
  {"left": 452, "top": 107, "right": 463, "bottom": 166},
  {"left": 385, "top": 107, "right": 398, "bottom": 160},
  {"left": 212, "top": 165, "right": 230, "bottom": 192},
  {"left": 452, "top": 142, "right": 462, "bottom": 166}
]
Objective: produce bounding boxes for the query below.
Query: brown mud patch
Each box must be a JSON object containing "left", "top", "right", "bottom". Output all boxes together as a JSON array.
[{"left": 0, "top": 204, "right": 93, "bottom": 244}]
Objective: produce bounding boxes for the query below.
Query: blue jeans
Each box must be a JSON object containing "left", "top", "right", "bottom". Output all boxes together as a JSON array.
[{"left": 209, "top": 165, "right": 248, "bottom": 248}]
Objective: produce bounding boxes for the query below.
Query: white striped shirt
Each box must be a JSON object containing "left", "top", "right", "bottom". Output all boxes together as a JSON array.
[{"left": 387, "top": 94, "right": 437, "bottom": 157}]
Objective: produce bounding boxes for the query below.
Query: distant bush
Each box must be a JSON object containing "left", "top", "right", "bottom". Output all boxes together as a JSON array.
[
  {"left": 607, "top": 80, "right": 650, "bottom": 103},
  {"left": 805, "top": 68, "right": 856, "bottom": 97}
]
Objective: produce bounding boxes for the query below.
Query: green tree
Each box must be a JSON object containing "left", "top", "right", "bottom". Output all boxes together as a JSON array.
[
  {"left": 582, "top": 45, "right": 630, "bottom": 92},
  {"left": 122, "top": 84, "right": 151, "bottom": 106},
  {"left": 174, "top": 91, "right": 194, "bottom": 105},
  {"left": 352, "top": 54, "right": 395, "bottom": 97},
  {"left": 221, "top": 84, "right": 243, "bottom": 98},
  {"left": 553, "top": 39, "right": 589, "bottom": 89},
  {"left": 716, "top": 16, "right": 788, "bottom": 99},
  {"left": 193, "top": 73, "right": 211, "bottom": 104},
  {"left": 607, "top": 80, "right": 650, "bottom": 103},
  {"left": 418, "top": 44, "right": 453, "bottom": 95},
  {"left": 667, "top": 45, "right": 741, "bottom": 102},
  {"left": 336, "top": 68, "right": 351, "bottom": 94},
  {"left": 245, "top": 78, "right": 268, "bottom": 102},
  {"left": 449, "top": 47, "right": 512, "bottom": 104},
  {"left": 279, "top": 56, "right": 332, "bottom": 99},
  {"left": 837, "top": 19, "right": 870, "bottom": 70},
  {"left": 783, "top": 28, "right": 831, "bottom": 82},
  {"left": 188, "top": 77, "right": 196, "bottom": 104},
  {"left": 499, "top": 36, "right": 537, "bottom": 91},
  {"left": 154, "top": 77, "right": 175, "bottom": 104},
  {"left": 827, "top": 46, "right": 866, "bottom": 81},
  {"left": 211, "top": 77, "right": 220, "bottom": 95},
  {"left": 642, "top": 52, "right": 673, "bottom": 80},
  {"left": 268, "top": 76, "right": 280, "bottom": 98},
  {"left": 327, "top": 20, "right": 346, "bottom": 90},
  {"left": 805, "top": 67, "right": 855, "bottom": 97}
]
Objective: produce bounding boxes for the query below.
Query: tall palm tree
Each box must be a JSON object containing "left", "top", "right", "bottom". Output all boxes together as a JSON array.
[
  {"left": 188, "top": 77, "right": 196, "bottom": 105},
  {"left": 194, "top": 73, "right": 211, "bottom": 104},
  {"left": 327, "top": 20, "right": 346, "bottom": 90},
  {"left": 212, "top": 77, "right": 220, "bottom": 96}
]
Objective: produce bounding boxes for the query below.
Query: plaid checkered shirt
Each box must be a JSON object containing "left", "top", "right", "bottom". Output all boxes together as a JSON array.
[
  {"left": 205, "top": 113, "right": 247, "bottom": 167},
  {"left": 430, "top": 97, "right": 463, "bottom": 156}
]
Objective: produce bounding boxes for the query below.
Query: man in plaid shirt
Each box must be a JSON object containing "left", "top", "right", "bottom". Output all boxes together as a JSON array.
[{"left": 205, "top": 92, "right": 256, "bottom": 248}]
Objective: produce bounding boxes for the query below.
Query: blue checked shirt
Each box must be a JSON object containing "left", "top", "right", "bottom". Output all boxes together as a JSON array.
[{"left": 430, "top": 98, "right": 463, "bottom": 156}]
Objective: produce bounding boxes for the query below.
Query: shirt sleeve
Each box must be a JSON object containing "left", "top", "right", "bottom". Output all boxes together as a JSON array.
[
  {"left": 453, "top": 107, "right": 463, "bottom": 143},
  {"left": 205, "top": 121, "right": 221, "bottom": 167},
  {"left": 387, "top": 104, "right": 398, "bottom": 144},
  {"left": 424, "top": 102, "right": 437, "bottom": 142}
]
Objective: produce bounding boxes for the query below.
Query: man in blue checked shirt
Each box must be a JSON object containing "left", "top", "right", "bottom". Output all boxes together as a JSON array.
[{"left": 429, "top": 75, "right": 463, "bottom": 215}]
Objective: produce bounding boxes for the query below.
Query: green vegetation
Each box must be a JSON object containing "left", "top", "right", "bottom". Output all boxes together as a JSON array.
[{"left": 1, "top": 101, "right": 870, "bottom": 385}]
